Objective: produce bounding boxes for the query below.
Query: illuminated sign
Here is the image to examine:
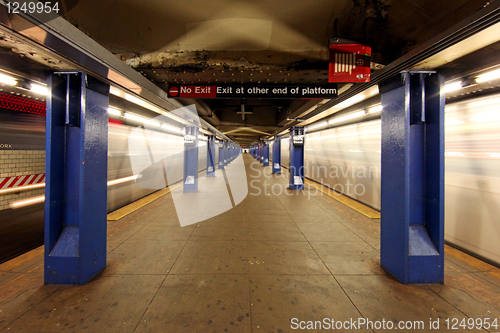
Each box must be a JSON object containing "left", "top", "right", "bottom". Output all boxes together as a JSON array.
[{"left": 167, "top": 84, "right": 337, "bottom": 99}]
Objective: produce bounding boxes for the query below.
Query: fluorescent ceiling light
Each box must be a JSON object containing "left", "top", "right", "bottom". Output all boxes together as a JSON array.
[
  {"left": 107, "top": 107, "right": 122, "bottom": 116},
  {"left": 30, "top": 83, "right": 48, "bottom": 95},
  {"left": 161, "top": 123, "right": 182, "bottom": 133},
  {"left": 146, "top": 120, "right": 161, "bottom": 127},
  {"left": 110, "top": 87, "right": 121, "bottom": 96},
  {"left": 124, "top": 112, "right": 160, "bottom": 127},
  {"left": 368, "top": 105, "right": 382, "bottom": 114},
  {"left": 0, "top": 73, "right": 17, "bottom": 85},
  {"left": 124, "top": 112, "right": 144, "bottom": 122},
  {"left": 443, "top": 81, "right": 462, "bottom": 93},
  {"left": 335, "top": 95, "right": 365, "bottom": 108},
  {"left": 125, "top": 93, "right": 144, "bottom": 105},
  {"left": 328, "top": 111, "right": 365, "bottom": 125},
  {"left": 476, "top": 68, "right": 500, "bottom": 83},
  {"left": 307, "top": 121, "right": 328, "bottom": 131}
]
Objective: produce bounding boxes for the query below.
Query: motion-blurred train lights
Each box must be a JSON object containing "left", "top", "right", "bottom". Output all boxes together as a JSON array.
[
  {"left": 328, "top": 111, "right": 365, "bottom": 125},
  {"left": 476, "top": 68, "right": 500, "bottom": 83},
  {"left": 107, "top": 107, "right": 122, "bottom": 116},
  {"left": 0, "top": 73, "right": 17, "bottom": 86},
  {"left": 29, "top": 83, "right": 48, "bottom": 95},
  {"left": 443, "top": 81, "right": 463, "bottom": 93},
  {"left": 124, "top": 112, "right": 160, "bottom": 127},
  {"left": 368, "top": 104, "right": 382, "bottom": 114},
  {"left": 335, "top": 95, "right": 364, "bottom": 108},
  {"left": 307, "top": 121, "right": 328, "bottom": 131},
  {"left": 9, "top": 195, "right": 45, "bottom": 209},
  {"left": 161, "top": 123, "right": 182, "bottom": 133}
]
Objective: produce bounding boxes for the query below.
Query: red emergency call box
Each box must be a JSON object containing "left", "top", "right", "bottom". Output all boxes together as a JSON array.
[{"left": 329, "top": 43, "right": 371, "bottom": 83}]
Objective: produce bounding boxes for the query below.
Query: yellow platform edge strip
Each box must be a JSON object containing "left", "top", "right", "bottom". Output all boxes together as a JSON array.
[
  {"left": 305, "top": 179, "right": 381, "bottom": 219},
  {"left": 107, "top": 184, "right": 182, "bottom": 221},
  {"left": 278, "top": 165, "right": 380, "bottom": 219}
]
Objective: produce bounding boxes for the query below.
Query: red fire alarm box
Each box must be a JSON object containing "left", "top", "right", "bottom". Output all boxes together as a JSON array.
[{"left": 329, "top": 43, "right": 371, "bottom": 83}]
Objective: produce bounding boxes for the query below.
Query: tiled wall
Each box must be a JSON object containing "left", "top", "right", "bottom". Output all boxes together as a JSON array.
[{"left": 0, "top": 150, "right": 45, "bottom": 210}]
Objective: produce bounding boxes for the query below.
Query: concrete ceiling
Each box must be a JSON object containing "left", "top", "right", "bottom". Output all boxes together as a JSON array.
[{"left": 61, "top": 0, "right": 490, "bottom": 145}]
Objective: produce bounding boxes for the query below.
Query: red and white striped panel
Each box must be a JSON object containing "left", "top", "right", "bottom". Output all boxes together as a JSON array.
[{"left": 0, "top": 174, "right": 45, "bottom": 189}]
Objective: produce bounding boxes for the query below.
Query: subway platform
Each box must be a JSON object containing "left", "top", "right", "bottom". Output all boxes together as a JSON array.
[{"left": 0, "top": 154, "right": 499, "bottom": 333}]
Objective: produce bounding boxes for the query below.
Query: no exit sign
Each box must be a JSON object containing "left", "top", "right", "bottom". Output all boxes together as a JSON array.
[{"left": 169, "top": 85, "right": 216, "bottom": 98}]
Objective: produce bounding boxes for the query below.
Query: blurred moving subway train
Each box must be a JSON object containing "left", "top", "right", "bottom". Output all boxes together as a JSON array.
[
  {"left": 1, "top": 90, "right": 500, "bottom": 268},
  {"left": 0, "top": 101, "right": 209, "bottom": 262},
  {"left": 280, "top": 92, "right": 500, "bottom": 267}
]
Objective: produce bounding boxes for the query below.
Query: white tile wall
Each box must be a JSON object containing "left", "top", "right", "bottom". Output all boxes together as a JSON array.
[{"left": 0, "top": 150, "right": 45, "bottom": 210}]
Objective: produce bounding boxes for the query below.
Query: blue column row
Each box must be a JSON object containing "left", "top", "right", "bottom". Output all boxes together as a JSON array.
[
  {"left": 217, "top": 140, "right": 241, "bottom": 169},
  {"left": 248, "top": 138, "right": 281, "bottom": 173}
]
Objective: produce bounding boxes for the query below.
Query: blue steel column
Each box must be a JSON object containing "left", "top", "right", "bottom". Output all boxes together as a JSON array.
[
  {"left": 289, "top": 127, "right": 305, "bottom": 190},
  {"left": 45, "top": 72, "right": 109, "bottom": 285},
  {"left": 259, "top": 143, "right": 263, "bottom": 164},
  {"left": 224, "top": 141, "right": 228, "bottom": 166},
  {"left": 183, "top": 126, "right": 199, "bottom": 192},
  {"left": 272, "top": 135, "right": 281, "bottom": 174},
  {"left": 379, "top": 71, "right": 445, "bottom": 284},
  {"left": 206, "top": 135, "right": 216, "bottom": 177},
  {"left": 218, "top": 140, "right": 224, "bottom": 169},
  {"left": 263, "top": 141, "right": 270, "bottom": 166}
]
